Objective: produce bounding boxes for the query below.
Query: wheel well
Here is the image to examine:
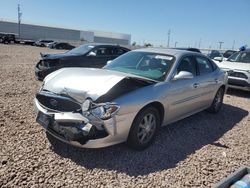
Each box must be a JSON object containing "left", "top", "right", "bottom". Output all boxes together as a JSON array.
[
  {"left": 139, "top": 102, "right": 165, "bottom": 125},
  {"left": 220, "top": 85, "right": 226, "bottom": 93}
]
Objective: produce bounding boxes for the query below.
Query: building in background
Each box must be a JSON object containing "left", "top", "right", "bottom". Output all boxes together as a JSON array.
[{"left": 0, "top": 20, "right": 131, "bottom": 46}]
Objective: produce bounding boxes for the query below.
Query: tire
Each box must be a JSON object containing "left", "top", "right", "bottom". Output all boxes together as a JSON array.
[
  {"left": 127, "top": 107, "right": 160, "bottom": 150},
  {"left": 207, "top": 87, "right": 224, "bottom": 113}
]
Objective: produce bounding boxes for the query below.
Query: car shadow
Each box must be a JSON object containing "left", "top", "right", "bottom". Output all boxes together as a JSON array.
[
  {"left": 226, "top": 88, "right": 250, "bottom": 99},
  {"left": 48, "top": 103, "right": 248, "bottom": 176}
]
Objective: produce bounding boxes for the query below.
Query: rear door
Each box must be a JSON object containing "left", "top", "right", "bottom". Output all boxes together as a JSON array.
[{"left": 194, "top": 55, "right": 219, "bottom": 106}]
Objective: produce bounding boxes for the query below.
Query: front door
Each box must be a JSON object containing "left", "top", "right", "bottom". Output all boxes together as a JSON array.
[{"left": 166, "top": 56, "right": 203, "bottom": 122}]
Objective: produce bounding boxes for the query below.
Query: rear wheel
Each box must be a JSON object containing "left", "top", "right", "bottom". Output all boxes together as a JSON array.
[
  {"left": 207, "top": 87, "right": 224, "bottom": 113},
  {"left": 127, "top": 107, "right": 160, "bottom": 150}
]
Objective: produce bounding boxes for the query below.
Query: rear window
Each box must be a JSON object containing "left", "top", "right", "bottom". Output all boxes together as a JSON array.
[{"left": 196, "top": 56, "right": 214, "bottom": 75}]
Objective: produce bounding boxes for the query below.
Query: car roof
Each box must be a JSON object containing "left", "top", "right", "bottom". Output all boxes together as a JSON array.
[
  {"left": 82, "top": 43, "right": 131, "bottom": 50},
  {"left": 134, "top": 47, "right": 203, "bottom": 57},
  {"left": 84, "top": 43, "right": 123, "bottom": 47}
]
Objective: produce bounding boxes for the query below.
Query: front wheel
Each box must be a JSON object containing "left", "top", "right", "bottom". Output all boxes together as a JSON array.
[
  {"left": 127, "top": 107, "right": 160, "bottom": 150},
  {"left": 207, "top": 87, "right": 224, "bottom": 113}
]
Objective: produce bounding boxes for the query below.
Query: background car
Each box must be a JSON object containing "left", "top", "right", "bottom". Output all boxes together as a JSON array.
[
  {"left": 207, "top": 50, "right": 222, "bottom": 59},
  {"left": 34, "top": 48, "right": 227, "bottom": 150},
  {"left": 223, "top": 50, "right": 237, "bottom": 59},
  {"left": 51, "top": 42, "right": 75, "bottom": 50},
  {"left": 0, "top": 32, "right": 16, "bottom": 44},
  {"left": 47, "top": 41, "right": 58, "bottom": 48},
  {"left": 216, "top": 49, "right": 250, "bottom": 91},
  {"left": 35, "top": 39, "right": 54, "bottom": 47},
  {"left": 213, "top": 50, "right": 237, "bottom": 62},
  {"left": 35, "top": 43, "right": 130, "bottom": 80}
]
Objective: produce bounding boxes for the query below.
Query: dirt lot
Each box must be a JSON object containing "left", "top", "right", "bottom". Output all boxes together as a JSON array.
[{"left": 0, "top": 44, "right": 249, "bottom": 187}]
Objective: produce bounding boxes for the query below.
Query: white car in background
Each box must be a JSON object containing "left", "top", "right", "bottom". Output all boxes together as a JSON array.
[
  {"left": 215, "top": 49, "right": 250, "bottom": 91},
  {"left": 213, "top": 50, "right": 237, "bottom": 62}
]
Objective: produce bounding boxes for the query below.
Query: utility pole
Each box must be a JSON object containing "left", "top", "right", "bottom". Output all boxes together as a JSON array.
[
  {"left": 198, "top": 38, "right": 202, "bottom": 48},
  {"left": 232, "top": 40, "right": 235, "bottom": 50},
  {"left": 174, "top": 41, "right": 178, "bottom": 47},
  {"left": 218, "top": 41, "right": 224, "bottom": 49},
  {"left": 167, "top": 29, "right": 171, "bottom": 47},
  {"left": 18, "top": 4, "right": 22, "bottom": 38}
]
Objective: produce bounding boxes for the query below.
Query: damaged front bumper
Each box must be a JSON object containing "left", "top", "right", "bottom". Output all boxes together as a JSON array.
[{"left": 34, "top": 98, "right": 130, "bottom": 148}]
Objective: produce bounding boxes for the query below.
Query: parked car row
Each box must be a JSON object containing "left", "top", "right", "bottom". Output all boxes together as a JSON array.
[
  {"left": 34, "top": 44, "right": 228, "bottom": 150},
  {"left": 48, "top": 42, "right": 75, "bottom": 50},
  {"left": 33, "top": 39, "right": 76, "bottom": 50}
]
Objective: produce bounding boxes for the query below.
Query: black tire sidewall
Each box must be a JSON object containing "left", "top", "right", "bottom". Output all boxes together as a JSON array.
[
  {"left": 208, "top": 87, "right": 224, "bottom": 113},
  {"left": 127, "top": 107, "right": 160, "bottom": 150}
]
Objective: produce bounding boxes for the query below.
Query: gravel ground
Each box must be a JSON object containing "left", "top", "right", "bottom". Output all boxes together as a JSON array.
[{"left": 0, "top": 44, "right": 249, "bottom": 188}]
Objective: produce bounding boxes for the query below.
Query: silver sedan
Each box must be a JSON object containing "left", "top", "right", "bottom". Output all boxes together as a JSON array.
[{"left": 34, "top": 48, "right": 228, "bottom": 150}]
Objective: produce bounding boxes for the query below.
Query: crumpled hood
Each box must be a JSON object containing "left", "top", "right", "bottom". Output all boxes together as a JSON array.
[
  {"left": 43, "top": 68, "right": 154, "bottom": 102},
  {"left": 217, "top": 61, "right": 250, "bottom": 71}
]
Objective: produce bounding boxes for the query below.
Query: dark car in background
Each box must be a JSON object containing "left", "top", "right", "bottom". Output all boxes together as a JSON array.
[
  {"left": 0, "top": 32, "right": 16, "bottom": 44},
  {"left": 50, "top": 42, "right": 75, "bottom": 50},
  {"left": 208, "top": 50, "right": 222, "bottom": 59},
  {"left": 223, "top": 50, "right": 237, "bottom": 58},
  {"left": 35, "top": 43, "right": 130, "bottom": 80}
]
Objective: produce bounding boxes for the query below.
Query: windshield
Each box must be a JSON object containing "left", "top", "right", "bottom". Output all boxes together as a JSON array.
[
  {"left": 228, "top": 51, "right": 250, "bottom": 63},
  {"left": 105, "top": 51, "right": 175, "bottom": 81},
  {"left": 67, "top": 44, "right": 95, "bottom": 55}
]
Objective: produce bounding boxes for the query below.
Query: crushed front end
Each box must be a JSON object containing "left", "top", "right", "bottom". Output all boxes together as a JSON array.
[{"left": 34, "top": 90, "right": 124, "bottom": 148}]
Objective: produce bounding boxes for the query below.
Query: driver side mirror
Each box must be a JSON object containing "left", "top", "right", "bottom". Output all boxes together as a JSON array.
[
  {"left": 173, "top": 71, "right": 194, "bottom": 81},
  {"left": 87, "top": 51, "right": 96, "bottom": 57}
]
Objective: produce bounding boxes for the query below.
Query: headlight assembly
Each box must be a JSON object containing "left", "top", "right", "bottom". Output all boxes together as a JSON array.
[
  {"left": 81, "top": 99, "right": 120, "bottom": 120},
  {"left": 91, "top": 104, "right": 119, "bottom": 120},
  {"left": 81, "top": 99, "right": 91, "bottom": 112},
  {"left": 90, "top": 103, "right": 120, "bottom": 120}
]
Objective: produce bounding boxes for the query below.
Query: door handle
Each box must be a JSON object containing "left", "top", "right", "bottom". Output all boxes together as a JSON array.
[
  {"left": 193, "top": 83, "right": 200, "bottom": 88},
  {"left": 214, "top": 79, "right": 219, "bottom": 83}
]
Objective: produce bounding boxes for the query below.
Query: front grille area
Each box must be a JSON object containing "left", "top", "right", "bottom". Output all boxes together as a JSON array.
[
  {"left": 228, "top": 78, "right": 250, "bottom": 87},
  {"left": 227, "top": 71, "right": 248, "bottom": 79},
  {"left": 36, "top": 91, "right": 81, "bottom": 112}
]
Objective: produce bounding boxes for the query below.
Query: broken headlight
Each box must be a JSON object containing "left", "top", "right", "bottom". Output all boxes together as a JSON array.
[
  {"left": 81, "top": 99, "right": 92, "bottom": 112},
  {"left": 91, "top": 103, "right": 120, "bottom": 120},
  {"left": 81, "top": 99, "right": 119, "bottom": 120}
]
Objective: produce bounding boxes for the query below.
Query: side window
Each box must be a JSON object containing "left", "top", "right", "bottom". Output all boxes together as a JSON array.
[
  {"left": 196, "top": 56, "right": 214, "bottom": 75},
  {"left": 92, "top": 47, "right": 110, "bottom": 56},
  {"left": 177, "top": 56, "right": 196, "bottom": 76},
  {"left": 116, "top": 48, "right": 127, "bottom": 55},
  {"left": 110, "top": 47, "right": 128, "bottom": 55},
  {"left": 239, "top": 52, "right": 250, "bottom": 63}
]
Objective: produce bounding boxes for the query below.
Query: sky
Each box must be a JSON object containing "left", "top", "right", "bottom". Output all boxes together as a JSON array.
[{"left": 0, "top": 0, "right": 249, "bottom": 49}]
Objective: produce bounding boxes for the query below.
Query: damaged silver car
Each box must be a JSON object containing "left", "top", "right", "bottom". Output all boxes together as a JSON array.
[{"left": 35, "top": 48, "right": 228, "bottom": 150}]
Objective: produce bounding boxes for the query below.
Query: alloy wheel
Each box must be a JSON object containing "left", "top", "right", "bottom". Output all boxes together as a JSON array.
[{"left": 137, "top": 113, "right": 156, "bottom": 144}]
